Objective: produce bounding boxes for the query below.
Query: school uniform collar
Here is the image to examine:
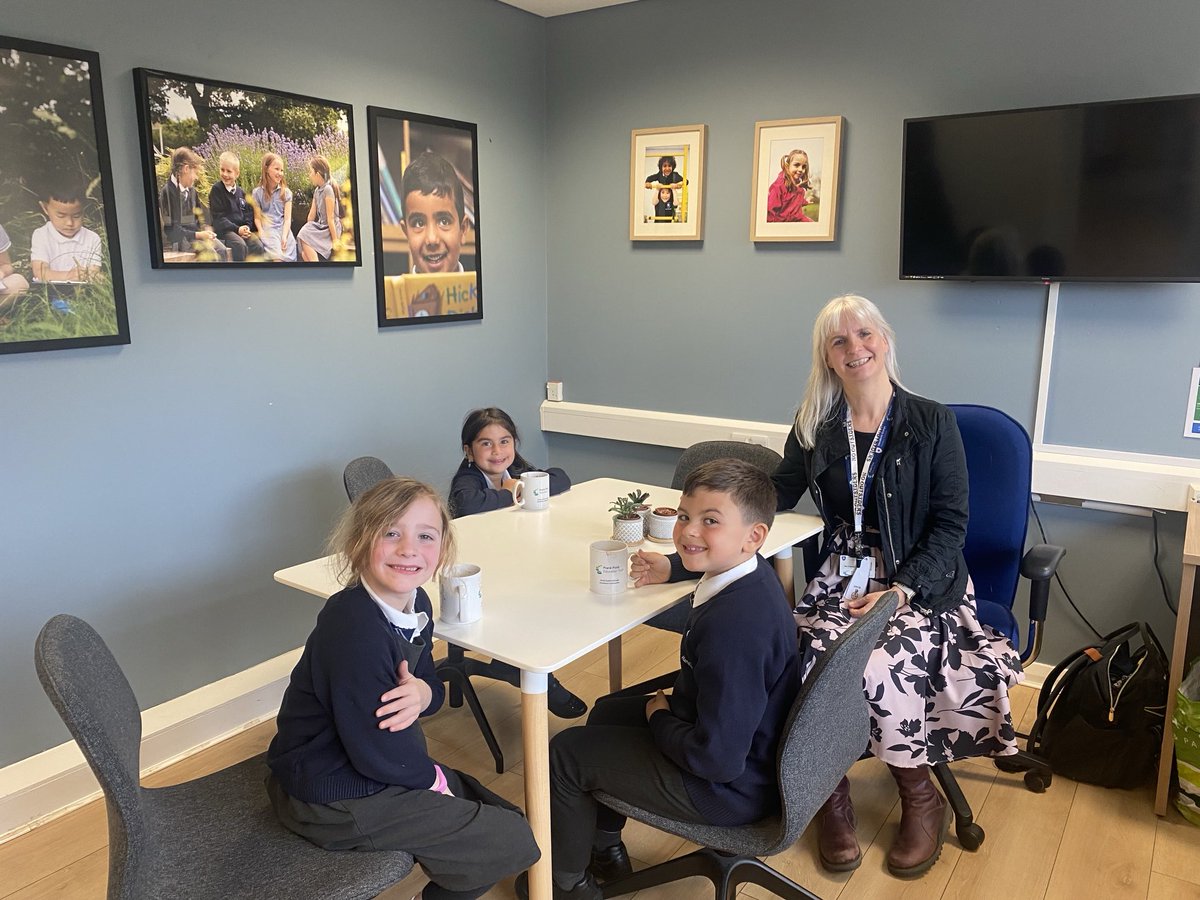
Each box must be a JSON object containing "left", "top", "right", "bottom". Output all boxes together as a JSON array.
[
  {"left": 362, "top": 581, "right": 429, "bottom": 634},
  {"left": 692, "top": 554, "right": 760, "bottom": 609}
]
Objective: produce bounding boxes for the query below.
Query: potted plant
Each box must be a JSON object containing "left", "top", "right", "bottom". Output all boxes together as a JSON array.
[
  {"left": 609, "top": 492, "right": 646, "bottom": 545},
  {"left": 626, "top": 489, "right": 652, "bottom": 524},
  {"left": 647, "top": 505, "right": 678, "bottom": 542}
]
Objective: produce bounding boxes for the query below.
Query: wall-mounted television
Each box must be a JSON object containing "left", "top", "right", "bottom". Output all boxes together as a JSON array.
[{"left": 900, "top": 94, "right": 1200, "bottom": 282}]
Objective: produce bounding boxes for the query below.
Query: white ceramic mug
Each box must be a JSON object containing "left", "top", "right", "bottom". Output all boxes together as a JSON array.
[
  {"left": 439, "top": 563, "right": 483, "bottom": 624},
  {"left": 590, "top": 540, "right": 629, "bottom": 594},
  {"left": 514, "top": 470, "right": 550, "bottom": 511}
]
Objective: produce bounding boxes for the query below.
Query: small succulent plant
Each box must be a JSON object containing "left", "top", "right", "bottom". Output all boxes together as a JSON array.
[{"left": 609, "top": 489, "right": 650, "bottom": 518}]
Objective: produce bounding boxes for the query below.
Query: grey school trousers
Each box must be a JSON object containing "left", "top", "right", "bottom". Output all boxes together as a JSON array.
[{"left": 267, "top": 767, "right": 540, "bottom": 898}]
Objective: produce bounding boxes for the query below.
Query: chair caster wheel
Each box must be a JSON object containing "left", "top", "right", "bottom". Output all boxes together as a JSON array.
[
  {"left": 957, "top": 822, "right": 985, "bottom": 851},
  {"left": 1024, "top": 770, "right": 1051, "bottom": 793}
]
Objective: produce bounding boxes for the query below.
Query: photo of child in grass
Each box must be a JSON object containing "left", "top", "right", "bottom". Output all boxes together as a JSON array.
[
  {"left": 134, "top": 69, "right": 360, "bottom": 268},
  {"left": 0, "top": 37, "right": 130, "bottom": 355}
]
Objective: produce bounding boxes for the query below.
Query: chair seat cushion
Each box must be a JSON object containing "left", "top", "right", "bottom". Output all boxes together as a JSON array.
[
  {"left": 143, "top": 754, "right": 413, "bottom": 900},
  {"left": 594, "top": 790, "right": 783, "bottom": 857}
]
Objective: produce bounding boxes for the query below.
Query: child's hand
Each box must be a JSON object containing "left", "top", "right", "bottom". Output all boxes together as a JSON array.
[
  {"left": 645, "top": 689, "right": 670, "bottom": 720},
  {"left": 375, "top": 660, "right": 431, "bottom": 731},
  {"left": 630, "top": 550, "right": 669, "bottom": 587},
  {"left": 502, "top": 477, "right": 521, "bottom": 496}
]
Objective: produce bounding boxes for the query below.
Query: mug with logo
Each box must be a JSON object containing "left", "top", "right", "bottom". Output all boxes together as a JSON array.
[
  {"left": 439, "top": 563, "right": 483, "bottom": 624},
  {"left": 589, "top": 540, "right": 630, "bottom": 594},
  {"left": 514, "top": 470, "right": 551, "bottom": 511}
]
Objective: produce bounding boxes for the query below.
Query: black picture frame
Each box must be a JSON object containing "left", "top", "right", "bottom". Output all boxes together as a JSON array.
[
  {"left": 367, "top": 106, "right": 482, "bottom": 327},
  {"left": 0, "top": 35, "right": 130, "bottom": 355},
  {"left": 133, "top": 68, "right": 360, "bottom": 268}
]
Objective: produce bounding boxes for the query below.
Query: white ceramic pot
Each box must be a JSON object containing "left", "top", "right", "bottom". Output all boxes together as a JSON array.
[
  {"left": 647, "top": 508, "right": 678, "bottom": 542},
  {"left": 612, "top": 514, "right": 644, "bottom": 545}
]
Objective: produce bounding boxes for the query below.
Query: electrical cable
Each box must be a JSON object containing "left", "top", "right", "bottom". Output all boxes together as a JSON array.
[
  {"left": 1030, "top": 498, "right": 1103, "bottom": 639},
  {"left": 1150, "top": 509, "right": 1178, "bottom": 615}
]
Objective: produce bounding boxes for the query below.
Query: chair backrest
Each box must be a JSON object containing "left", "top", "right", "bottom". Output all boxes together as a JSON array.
[
  {"left": 671, "top": 441, "right": 783, "bottom": 490},
  {"left": 35, "top": 614, "right": 147, "bottom": 894},
  {"left": 343, "top": 456, "right": 394, "bottom": 502},
  {"left": 948, "top": 404, "right": 1031, "bottom": 616},
  {"left": 770, "top": 593, "right": 897, "bottom": 854}
]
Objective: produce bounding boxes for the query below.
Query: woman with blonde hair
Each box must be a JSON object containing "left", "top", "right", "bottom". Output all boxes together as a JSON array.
[{"left": 773, "top": 294, "right": 1021, "bottom": 878}]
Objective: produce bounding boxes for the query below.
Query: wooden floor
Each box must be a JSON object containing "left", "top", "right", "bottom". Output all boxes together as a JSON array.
[{"left": 4, "top": 624, "right": 1199, "bottom": 900}]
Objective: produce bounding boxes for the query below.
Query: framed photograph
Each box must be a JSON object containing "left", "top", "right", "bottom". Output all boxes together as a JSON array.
[
  {"left": 750, "top": 116, "right": 843, "bottom": 242},
  {"left": 0, "top": 36, "right": 129, "bottom": 355},
  {"left": 630, "top": 124, "right": 706, "bottom": 241},
  {"left": 368, "top": 106, "right": 481, "bottom": 327},
  {"left": 133, "top": 68, "right": 360, "bottom": 268}
]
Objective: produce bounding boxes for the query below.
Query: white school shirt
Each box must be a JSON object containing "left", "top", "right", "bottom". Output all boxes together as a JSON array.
[
  {"left": 362, "top": 581, "right": 430, "bottom": 637},
  {"left": 690, "top": 554, "right": 760, "bottom": 610},
  {"left": 29, "top": 222, "right": 102, "bottom": 280},
  {"left": 0, "top": 223, "right": 11, "bottom": 254}
]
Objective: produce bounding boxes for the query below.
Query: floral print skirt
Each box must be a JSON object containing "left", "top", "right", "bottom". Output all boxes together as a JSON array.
[{"left": 794, "top": 527, "right": 1024, "bottom": 767}]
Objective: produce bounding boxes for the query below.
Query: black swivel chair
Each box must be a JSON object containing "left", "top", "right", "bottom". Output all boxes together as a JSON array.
[
  {"left": 928, "top": 405, "right": 1065, "bottom": 851},
  {"left": 594, "top": 594, "right": 898, "bottom": 899},
  {"left": 342, "top": 456, "right": 505, "bottom": 773},
  {"left": 35, "top": 614, "right": 414, "bottom": 900}
]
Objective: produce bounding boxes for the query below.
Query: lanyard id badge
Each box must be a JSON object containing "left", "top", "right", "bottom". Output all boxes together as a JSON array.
[{"left": 843, "top": 394, "right": 894, "bottom": 560}]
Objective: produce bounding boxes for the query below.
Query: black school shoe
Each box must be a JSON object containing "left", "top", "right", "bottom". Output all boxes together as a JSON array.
[
  {"left": 514, "top": 871, "right": 601, "bottom": 900},
  {"left": 588, "top": 841, "right": 632, "bottom": 882},
  {"left": 547, "top": 676, "right": 587, "bottom": 719}
]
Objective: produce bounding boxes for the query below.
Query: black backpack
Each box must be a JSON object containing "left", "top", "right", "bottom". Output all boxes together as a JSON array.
[{"left": 1027, "top": 622, "right": 1169, "bottom": 788}]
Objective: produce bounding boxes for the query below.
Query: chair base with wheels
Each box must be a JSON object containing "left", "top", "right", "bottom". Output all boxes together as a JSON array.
[
  {"left": 597, "top": 847, "right": 820, "bottom": 900},
  {"left": 438, "top": 644, "right": 505, "bottom": 773}
]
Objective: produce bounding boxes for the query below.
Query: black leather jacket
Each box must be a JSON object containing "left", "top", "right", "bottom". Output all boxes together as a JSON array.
[{"left": 772, "top": 384, "right": 969, "bottom": 614}]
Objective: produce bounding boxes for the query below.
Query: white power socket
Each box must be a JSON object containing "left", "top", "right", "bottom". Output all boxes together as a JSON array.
[
  {"left": 546, "top": 381, "right": 564, "bottom": 402},
  {"left": 730, "top": 431, "right": 768, "bottom": 446}
]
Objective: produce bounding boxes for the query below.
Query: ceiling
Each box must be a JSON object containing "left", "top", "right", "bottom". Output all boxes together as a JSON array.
[{"left": 495, "top": 0, "right": 641, "bottom": 17}]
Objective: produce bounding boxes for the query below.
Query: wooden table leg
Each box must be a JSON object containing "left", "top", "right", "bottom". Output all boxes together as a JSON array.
[
  {"left": 773, "top": 546, "right": 796, "bottom": 607},
  {"left": 521, "top": 670, "right": 552, "bottom": 900},
  {"left": 1157, "top": 561, "right": 1198, "bottom": 815},
  {"left": 608, "top": 637, "right": 623, "bottom": 693}
]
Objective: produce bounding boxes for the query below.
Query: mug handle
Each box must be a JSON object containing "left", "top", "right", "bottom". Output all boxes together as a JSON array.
[
  {"left": 455, "top": 583, "right": 466, "bottom": 623},
  {"left": 512, "top": 481, "right": 524, "bottom": 507}
]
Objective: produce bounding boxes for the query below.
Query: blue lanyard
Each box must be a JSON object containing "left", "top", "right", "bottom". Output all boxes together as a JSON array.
[{"left": 844, "top": 395, "right": 894, "bottom": 556}]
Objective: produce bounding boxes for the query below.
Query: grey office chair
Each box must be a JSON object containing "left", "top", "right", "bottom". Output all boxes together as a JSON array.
[
  {"left": 341, "top": 456, "right": 506, "bottom": 773},
  {"left": 670, "top": 440, "right": 783, "bottom": 490},
  {"left": 34, "top": 614, "right": 413, "bottom": 900},
  {"left": 343, "top": 455, "right": 397, "bottom": 502},
  {"left": 594, "top": 593, "right": 898, "bottom": 900}
]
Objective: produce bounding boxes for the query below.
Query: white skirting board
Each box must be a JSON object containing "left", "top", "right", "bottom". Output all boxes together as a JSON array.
[
  {"left": 540, "top": 400, "right": 1200, "bottom": 512},
  {"left": 0, "top": 647, "right": 300, "bottom": 844}
]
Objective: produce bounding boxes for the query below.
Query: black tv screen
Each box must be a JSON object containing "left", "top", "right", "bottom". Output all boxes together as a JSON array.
[{"left": 901, "top": 94, "right": 1200, "bottom": 282}]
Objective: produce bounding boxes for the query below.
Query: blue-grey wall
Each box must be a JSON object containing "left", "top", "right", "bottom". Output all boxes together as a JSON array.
[
  {"left": 0, "top": 0, "right": 548, "bottom": 766},
  {"left": 544, "top": 0, "right": 1197, "bottom": 660}
]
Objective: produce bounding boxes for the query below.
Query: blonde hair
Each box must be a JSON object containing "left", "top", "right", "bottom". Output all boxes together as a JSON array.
[
  {"left": 218, "top": 151, "right": 240, "bottom": 174},
  {"left": 260, "top": 152, "right": 288, "bottom": 196},
  {"left": 328, "top": 477, "right": 456, "bottom": 586},
  {"left": 780, "top": 149, "right": 810, "bottom": 192},
  {"left": 793, "top": 294, "right": 904, "bottom": 447}
]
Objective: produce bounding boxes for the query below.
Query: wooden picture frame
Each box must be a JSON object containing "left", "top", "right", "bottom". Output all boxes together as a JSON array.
[
  {"left": 133, "top": 68, "right": 360, "bottom": 268},
  {"left": 750, "top": 116, "right": 843, "bottom": 242},
  {"left": 630, "top": 124, "right": 706, "bottom": 241},
  {"left": 368, "top": 106, "right": 482, "bottom": 327},
  {"left": 0, "top": 35, "right": 130, "bottom": 355}
]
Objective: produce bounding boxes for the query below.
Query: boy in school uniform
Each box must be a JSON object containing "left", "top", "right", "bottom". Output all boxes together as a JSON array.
[
  {"left": 158, "top": 146, "right": 227, "bottom": 260},
  {"left": 521, "top": 458, "right": 800, "bottom": 900},
  {"left": 30, "top": 185, "right": 103, "bottom": 283},
  {"left": 208, "top": 151, "right": 264, "bottom": 262}
]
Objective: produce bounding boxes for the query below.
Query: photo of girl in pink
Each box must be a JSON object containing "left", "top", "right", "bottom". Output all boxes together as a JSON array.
[{"left": 766, "top": 148, "right": 816, "bottom": 222}]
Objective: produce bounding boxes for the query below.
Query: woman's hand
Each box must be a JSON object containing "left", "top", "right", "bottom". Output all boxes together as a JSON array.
[
  {"left": 375, "top": 660, "right": 431, "bottom": 731},
  {"left": 645, "top": 689, "right": 670, "bottom": 720},
  {"left": 846, "top": 588, "right": 894, "bottom": 618},
  {"left": 630, "top": 549, "right": 670, "bottom": 587}
]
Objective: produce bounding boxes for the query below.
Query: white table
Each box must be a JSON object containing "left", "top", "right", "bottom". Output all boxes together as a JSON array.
[{"left": 274, "top": 477, "right": 823, "bottom": 900}]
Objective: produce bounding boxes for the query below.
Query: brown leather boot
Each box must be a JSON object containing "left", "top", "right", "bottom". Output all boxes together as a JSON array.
[
  {"left": 817, "top": 775, "right": 861, "bottom": 872},
  {"left": 886, "top": 764, "right": 951, "bottom": 878}
]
